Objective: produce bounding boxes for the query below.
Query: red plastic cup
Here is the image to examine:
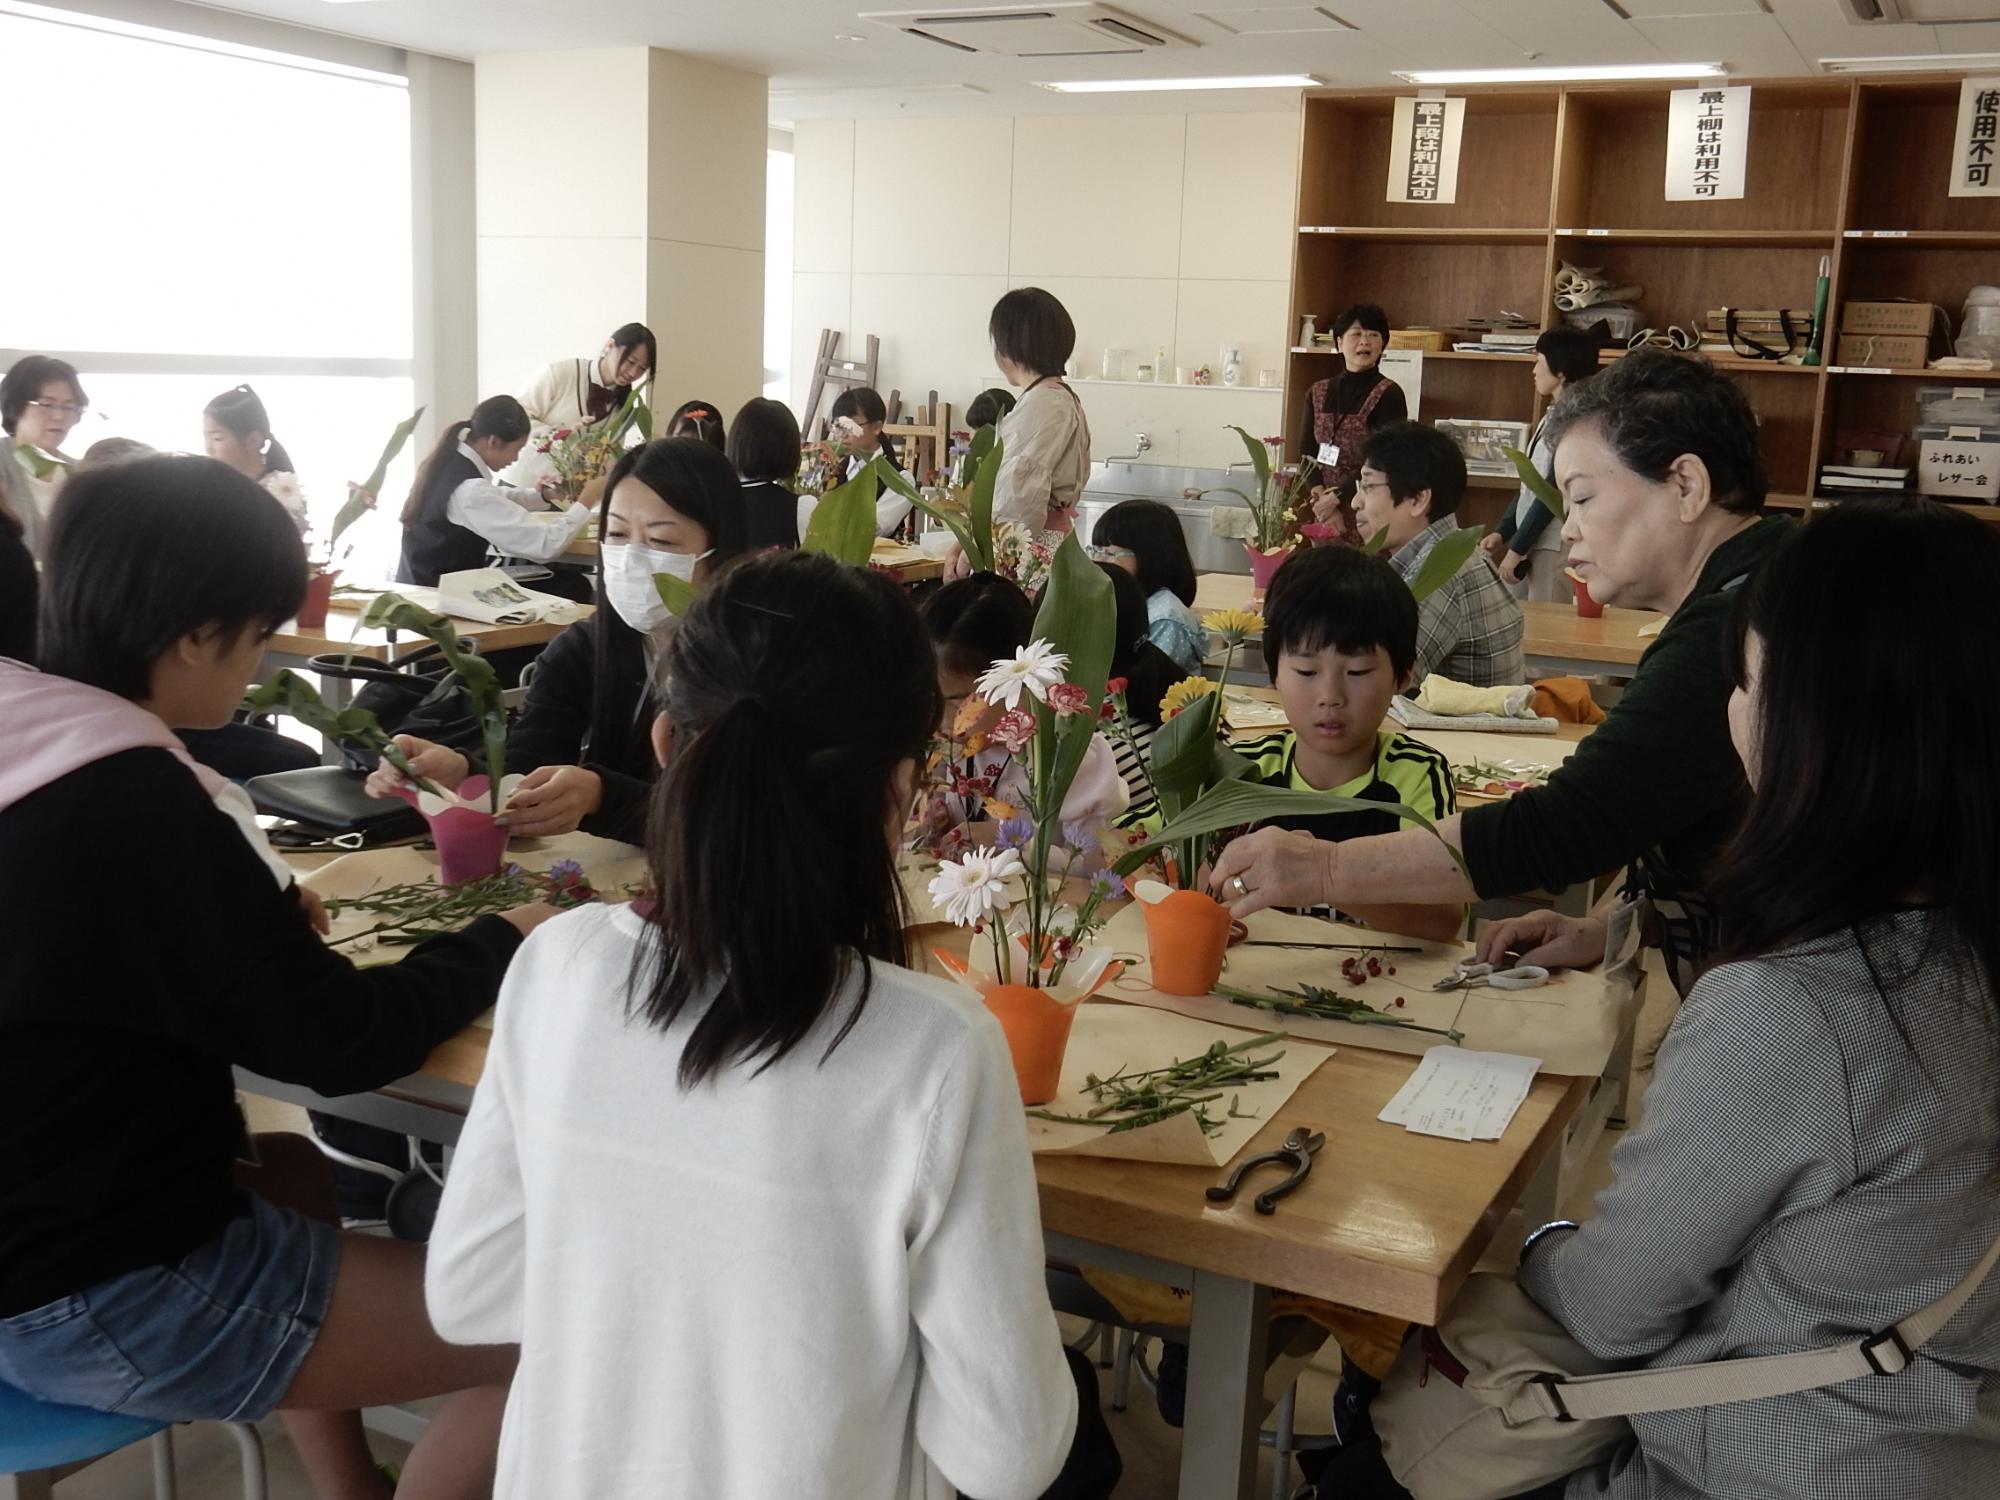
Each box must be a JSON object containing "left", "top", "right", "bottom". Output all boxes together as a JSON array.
[{"left": 1572, "top": 573, "right": 1604, "bottom": 619}]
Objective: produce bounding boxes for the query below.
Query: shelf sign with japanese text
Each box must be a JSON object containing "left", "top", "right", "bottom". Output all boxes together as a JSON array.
[
  {"left": 1918, "top": 434, "right": 1998, "bottom": 500},
  {"left": 1386, "top": 96, "right": 1465, "bottom": 205},
  {"left": 1950, "top": 79, "right": 2000, "bottom": 198},
  {"left": 1665, "top": 85, "right": 1750, "bottom": 202}
]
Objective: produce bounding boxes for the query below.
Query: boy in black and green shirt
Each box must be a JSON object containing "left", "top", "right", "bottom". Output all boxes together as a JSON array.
[{"left": 1125, "top": 546, "right": 1461, "bottom": 940}]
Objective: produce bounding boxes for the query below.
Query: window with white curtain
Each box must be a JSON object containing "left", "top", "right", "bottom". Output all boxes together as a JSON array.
[{"left": 0, "top": 6, "right": 417, "bottom": 573}]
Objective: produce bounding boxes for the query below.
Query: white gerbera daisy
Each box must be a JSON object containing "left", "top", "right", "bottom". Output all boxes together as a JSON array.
[
  {"left": 927, "top": 847, "right": 1025, "bottom": 928},
  {"left": 975, "top": 639, "right": 1071, "bottom": 710}
]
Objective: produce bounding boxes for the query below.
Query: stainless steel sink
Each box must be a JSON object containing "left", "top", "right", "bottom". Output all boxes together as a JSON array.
[{"left": 1076, "top": 461, "right": 1256, "bottom": 576}]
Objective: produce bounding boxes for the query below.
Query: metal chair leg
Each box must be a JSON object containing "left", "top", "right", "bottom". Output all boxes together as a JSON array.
[
  {"left": 226, "top": 1422, "right": 268, "bottom": 1500},
  {"left": 149, "top": 1428, "right": 178, "bottom": 1500},
  {"left": 1268, "top": 1383, "right": 1298, "bottom": 1500},
  {"left": 1111, "top": 1327, "right": 1136, "bottom": 1412},
  {"left": 1096, "top": 1323, "right": 1113, "bottom": 1368}
]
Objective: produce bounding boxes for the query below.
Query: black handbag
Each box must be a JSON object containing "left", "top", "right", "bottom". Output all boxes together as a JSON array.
[
  {"left": 245, "top": 766, "right": 423, "bottom": 841},
  {"left": 303, "top": 646, "right": 485, "bottom": 776}
]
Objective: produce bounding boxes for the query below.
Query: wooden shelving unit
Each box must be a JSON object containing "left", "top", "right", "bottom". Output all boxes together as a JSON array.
[{"left": 1284, "top": 74, "right": 2000, "bottom": 531}]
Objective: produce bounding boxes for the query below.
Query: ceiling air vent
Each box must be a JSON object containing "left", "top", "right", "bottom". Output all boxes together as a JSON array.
[
  {"left": 858, "top": 4, "right": 1199, "bottom": 57},
  {"left": 1837, "top": 0, "right": 2000, "bottom": 21}
]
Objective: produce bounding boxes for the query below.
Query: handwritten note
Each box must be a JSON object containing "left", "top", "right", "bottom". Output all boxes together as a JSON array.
[{"left": 1379, "top": 1047, "right": 1541, "bottom": 1142}]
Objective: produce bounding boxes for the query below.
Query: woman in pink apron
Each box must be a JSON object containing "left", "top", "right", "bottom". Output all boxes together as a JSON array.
[{"left": 1297, "top": 303, "right": 1407, "bottom": 545}]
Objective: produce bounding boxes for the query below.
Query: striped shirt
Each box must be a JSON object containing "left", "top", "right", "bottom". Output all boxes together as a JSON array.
[{"left": 1391, "top": 515, "right": 1526, "bottom": 690}]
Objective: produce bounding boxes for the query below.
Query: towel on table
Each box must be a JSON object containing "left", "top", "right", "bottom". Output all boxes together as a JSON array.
[{"left": 1413, "top": 675, "right": 1537, "bottom": 721}]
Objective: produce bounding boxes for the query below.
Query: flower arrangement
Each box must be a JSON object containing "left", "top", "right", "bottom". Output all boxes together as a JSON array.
[
  {"left": 992, "top": 521, "right": 1054, "bottom": 594},
  {"left": 353, "top": 593, "right": 510, "bottom": 814},
  {"left": 537, "top": 382, "right": 651, "bottom": 506},
  {"left": 1195, "top": 427, "right": 1321, "bottom": 554},
  {"left": 924, "top": 538, "right": 1123, "bottom": 992},
  {"left": 879, "top": 423, "right": 1004, "bottom": 574}
]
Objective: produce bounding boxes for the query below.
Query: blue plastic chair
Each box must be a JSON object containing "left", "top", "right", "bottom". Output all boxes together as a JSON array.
[{"left": 0, "top": 1379, "right": 265, "bottom": 1499}]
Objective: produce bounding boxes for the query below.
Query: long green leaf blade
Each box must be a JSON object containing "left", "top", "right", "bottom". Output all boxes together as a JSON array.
[
  {"left": 1504, "top": 445, "right": 1562, "bottom": 519},
  {"left": 1114, "top": 777, "right": 1456, "bottom": 878},
  {"left": 330, "top": 405, "right": 426, "bottom": 552},
  {"left": 652, "top": 572, "right": 698, "bottom": 618},
  {"left": 968, "top": 430, "right": 1002, "bottom": 573},
  {"left": 356, "top": 592, "right": 507, "bottom": 809},
  {"left": 1028, "top": 533, "right": 1115, "bottom": 811},
  {"left": 1227, "top": 424, "right": 1272, "bottom": 494},
  {"left": 802, "top": 460, "right": 881, "bottom": 565},
  {"left": 1407, "top": 524, "right": 1484, "bottom": 604}
]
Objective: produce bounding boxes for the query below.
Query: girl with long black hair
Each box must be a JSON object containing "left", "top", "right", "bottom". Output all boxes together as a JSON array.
[
  {"left": 395, "top": 394, "right": 597, "bottom": 587},
  {"left": 202, "top": 383, "right": 307, "bottom": 533}
]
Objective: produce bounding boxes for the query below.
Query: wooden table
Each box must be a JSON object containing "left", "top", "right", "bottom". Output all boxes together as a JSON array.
[
  {"left": 1193, "top": 570, "right": 1257, "bottom": 616},
  {"left": 1520, "top": 601, "right": 1658, "bottom": 680},
  {"left": 241, "top": 877, "right": 1586, "bottom": 1498}
]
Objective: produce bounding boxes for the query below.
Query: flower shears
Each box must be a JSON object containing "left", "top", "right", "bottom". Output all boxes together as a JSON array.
[
  {"left": 1432, "top": 958, "right": 1550, "bottom": 993},
  {"left": 1206, "top": 1126, "right": 1326, "bottom": 1215}
]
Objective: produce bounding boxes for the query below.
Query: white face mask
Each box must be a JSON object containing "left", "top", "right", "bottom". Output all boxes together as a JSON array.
[{"left": 600, "top": 542, "right": 709, "bottom": 634}]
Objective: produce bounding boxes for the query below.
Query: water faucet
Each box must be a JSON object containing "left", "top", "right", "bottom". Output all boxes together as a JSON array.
[{"left": 1106, "top": 432, "right": 1152, "bottom": 466}]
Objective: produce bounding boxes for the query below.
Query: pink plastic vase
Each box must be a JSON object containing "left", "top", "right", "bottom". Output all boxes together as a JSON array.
[
  {"left": 1245, "top": 544, "right": 1290, "bottom": 594},
  {"left": 398, "top": 775, "right": 509, "bottom": 885}
]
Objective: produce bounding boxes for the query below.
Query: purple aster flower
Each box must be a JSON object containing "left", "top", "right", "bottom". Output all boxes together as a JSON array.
[
  {"left": 1062, "top": 817, "right": 1102, "bottom": 850},
  {"left": 1090, "top": 869, "right": 1127, "bottom": 903},
  {"left": 995, "top": 816, "right": 1033, "bottom": 851}
]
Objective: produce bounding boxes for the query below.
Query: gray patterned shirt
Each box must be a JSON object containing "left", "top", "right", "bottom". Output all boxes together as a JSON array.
[
  {"left": 1390, "top": 515, "right": 1526, "bottom": 689},
  {"left": 1522, "top": 911, "right": 2000, "bottom": 1499}
]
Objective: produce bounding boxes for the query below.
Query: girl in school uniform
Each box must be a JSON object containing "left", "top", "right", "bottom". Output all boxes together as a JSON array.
[
  {"left": 1089, "top": 499, "right": 1205, "bottom": 675},
  {"left": 372, "top": 437, "right": 748, "bottom": 844},
  {"left": 202, "top": 383, "right": 308, "bottom": 533},
  {"left": 727, "top": 396, "right": 804, "bottom": 550},
  {"left": 425, "top": 550, "right": 1097, "bottom": 1499},
  {"left": 509, "top": 324, "right": 656, "bottom": 488},
  {"left": 394, "top": 395, "right": 597, "bottom": 587},
  {"left": 812, "top": 386, "right": 913, "bottom": 538},
  {"left": 0, "top": 454, "right": 555, "bottom": 1500}
]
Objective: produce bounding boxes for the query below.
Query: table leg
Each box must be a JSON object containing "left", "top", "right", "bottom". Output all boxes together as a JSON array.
[{"left": 1179, "top": 1268, "right": 1271, "bottom": 1500}]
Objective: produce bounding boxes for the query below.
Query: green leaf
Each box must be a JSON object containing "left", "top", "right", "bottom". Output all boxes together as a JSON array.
[
  {"left": 329, "top": 405, "right": 425, "bottom": 555},
  {"left": 1408, "top": 524, "right": 1484, "bottom": 605},
  {"left": 1504, "top": 445, "right": 1562, "bottom": 519},
  {"left": 355, "top": 593, "right": 508, "bottom": 811},
  {"left": 1146, "top": 689, "right": 1227, "bottom": 822},
  {"left": 653, "top": 572, "right": 698, "bottom": 618},
  {"left": 802, "top": 460, "right": 881, "bottom": 565},
  {"left": 1028, "top": 533, "right": 1115, "bottom": 810},
  {"left": 1114, "top": 777, "right": 1465, "bottom": 879},
  {"left": 242, "top": 670, "right": 442, "bottom": 795},
  {"left": 966, "top": 428, "right": 1002, "bottom": 573},
  {"left": 1226, "top": 425, "right": 1272, "bottom": 496},
  {"left": 1363, "top": 523, "right": 1392, "bottom": 556}
]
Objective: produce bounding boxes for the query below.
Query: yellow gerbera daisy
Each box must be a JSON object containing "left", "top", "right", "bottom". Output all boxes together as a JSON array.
[
  {"left": 1159, "top": 676, "right": 1220, "bottom": 721},
  {"left": 1201, "top": 608, "right": 1267, "bottom": 644}
]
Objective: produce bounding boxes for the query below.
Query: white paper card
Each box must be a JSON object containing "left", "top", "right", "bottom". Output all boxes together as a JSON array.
[
  {"left": 1377, "top": 349, "right": 1426, "bottom": 420},
  {"left": 1379, "top": 1046, "right": 1542, "bottom": 1142},
  {"left": 1951, "top": 78, "right": 2000, "bottom": 198},
  {"left": 1665, "top": 86, "right": 1750, "bottom": 202},
  {"left": 1317, "top": 441, "right": 1341, "bottom": 469},
  {"left": 1386, "top": 96, "right": 1466, "bottom": 205},
  {"left": 1918, "top": 438, "right": 2000, "bottom": 501}
]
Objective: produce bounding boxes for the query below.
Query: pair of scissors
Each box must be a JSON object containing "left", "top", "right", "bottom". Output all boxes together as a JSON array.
[
  {"left": 1206, "top": 1126, "right": 1326, "bottom": 1215},
  {"left": 1432, "top": 958, "right": 1550, "bottom": 992}
]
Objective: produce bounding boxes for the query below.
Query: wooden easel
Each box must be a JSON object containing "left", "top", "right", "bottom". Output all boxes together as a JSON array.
[
  {"left": 883, "top": 392, "right": 953, "bottom": 487},
  {"left": 801, "top": 329, "right": 879, "bottom": 440}
]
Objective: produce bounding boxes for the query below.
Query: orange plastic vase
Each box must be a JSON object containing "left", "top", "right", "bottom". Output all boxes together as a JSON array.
[
  {"left": 1143, "top": 889, "right": 1233, "bottom": 996},
  {"left": 983, "top": 983, "right": 1080, "bottom": 1106}
]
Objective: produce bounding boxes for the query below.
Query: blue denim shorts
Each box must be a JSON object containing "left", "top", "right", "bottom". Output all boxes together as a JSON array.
[{"left": 0, "top": 1195, "right": 340, "bottom": 1424}]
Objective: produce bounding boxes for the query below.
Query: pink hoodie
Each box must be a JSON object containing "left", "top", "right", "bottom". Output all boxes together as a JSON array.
[{"left": 0, "top": 657, "right": 227, "bottom": 815}]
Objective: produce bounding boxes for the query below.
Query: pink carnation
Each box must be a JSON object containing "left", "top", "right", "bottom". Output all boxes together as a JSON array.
[
  {"left": 1047, "top": 682, "right": 1090, "bottom": 719},
  {"left": 990, "top": 709, "right": 1037, "bottom": 753}
]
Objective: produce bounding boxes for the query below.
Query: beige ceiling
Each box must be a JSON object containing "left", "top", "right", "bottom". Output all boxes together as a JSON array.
[{"left": 167, "top": 0, "right": 2000, "bottom": 117}]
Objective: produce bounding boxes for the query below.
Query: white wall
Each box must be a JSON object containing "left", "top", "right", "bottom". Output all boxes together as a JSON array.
[{"left": 792, "top": 110, "right": 1297, "bottom": 470}]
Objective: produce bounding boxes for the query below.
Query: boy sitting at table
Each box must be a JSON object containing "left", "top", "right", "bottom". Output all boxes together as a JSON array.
[{"left": 1125, "top": 544, "right": 1462, "bottom": 941}]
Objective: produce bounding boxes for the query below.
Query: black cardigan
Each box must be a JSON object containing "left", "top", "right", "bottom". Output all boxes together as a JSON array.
[
  {"left": 0, "top": 521, "right": 36, "bottom": 663},
  {"left": 505, "top": 615, "right": 655, "bottom": 843},
  {"left": 0, "top": 748, "right": 519, "bottom": 1315}
]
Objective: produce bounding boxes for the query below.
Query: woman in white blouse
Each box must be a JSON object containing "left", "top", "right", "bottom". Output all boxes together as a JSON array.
[
  {"left": 395, "top": 396, "right": 596, "bottom": 587},
  {"left": 948, "top": 289, "right": 1091, "bottom": 579},
  {"left": 201, "top": 384, "right": 308, "bottom": 534}
]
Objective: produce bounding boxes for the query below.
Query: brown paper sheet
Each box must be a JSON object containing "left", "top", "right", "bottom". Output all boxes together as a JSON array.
[
  {"left": 1094, "top": 904, "right": 1636, "bottom": 1078},
  {"left": 1025, "top": 1002, "right": 1335, "bottom": 1166}
]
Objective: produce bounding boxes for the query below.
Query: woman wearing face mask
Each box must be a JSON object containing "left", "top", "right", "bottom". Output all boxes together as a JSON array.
[
  {"left": 1299, "top": 303, "right": 1407, "bottom": 543},
  {"left": 370, "top": 438, "right": 746, "bottom": 843},
  {"left": 394, "top": 395, "right": 596, "bottom": 587}
]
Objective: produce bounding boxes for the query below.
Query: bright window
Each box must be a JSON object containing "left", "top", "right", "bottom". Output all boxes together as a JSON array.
[
  {"left": 765, "top": 142, "right": 795, "bottom": 402},
  {"left": 0, "top": 8, "right": 416, "bottom": 575}
]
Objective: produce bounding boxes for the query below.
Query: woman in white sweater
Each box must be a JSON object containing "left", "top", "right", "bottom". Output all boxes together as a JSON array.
[{"left": 426, "top": 551, "right": 1091, "bottom": 1500}]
